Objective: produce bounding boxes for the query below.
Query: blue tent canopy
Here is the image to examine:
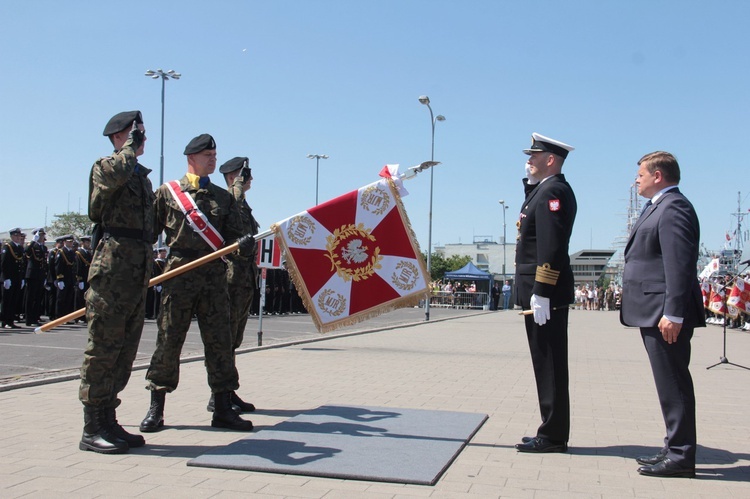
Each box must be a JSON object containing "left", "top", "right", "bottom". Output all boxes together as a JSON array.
[{"left": 444, "top": 262, "right": 493, "bottom": 286}]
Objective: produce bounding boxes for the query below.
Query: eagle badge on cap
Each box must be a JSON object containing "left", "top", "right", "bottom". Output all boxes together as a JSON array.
[{"left": 549, "top": 199, "right": 561, "bottom": 212}]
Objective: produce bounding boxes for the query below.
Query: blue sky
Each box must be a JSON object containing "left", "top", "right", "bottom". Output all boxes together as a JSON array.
[{"left": 2, "top": 0, "right": 749, "bottom": 259}]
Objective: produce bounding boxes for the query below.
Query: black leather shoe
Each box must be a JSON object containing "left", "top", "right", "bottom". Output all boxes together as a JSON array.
[
  {"left": 515, "top": 437, "right": 567, "bottom": 453},
  {"left": 637, "top": 458, "right": 695, "bottom": 478},
  {"left": 521, "top": 436, "right": 534, "bottom": 443},
  {"left": 636, "top": 450, "right": 667, "bottom": 466}
]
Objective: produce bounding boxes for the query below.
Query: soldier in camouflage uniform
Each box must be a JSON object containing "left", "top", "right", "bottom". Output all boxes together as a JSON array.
[
  {"left": 79, "top": 110, "right": 155, "bottom": 455},
  {"left": 203, "top": 156, "right": 260, "bottom": 414},
  {"left": 140, "top": 134, "right": 255, "bottom": 433}
]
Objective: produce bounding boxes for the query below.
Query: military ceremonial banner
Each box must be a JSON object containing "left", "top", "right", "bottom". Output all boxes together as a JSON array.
[
  {"left": 272, "top": 175, "right": 429, "bottom": 333},
  {"left": 727, "top": 277, "right": 750, "bottom": 315},
  {"left": 708, "top": 283, "right": 727, "bottom": 315},
  {"left": 699, "top": 258, "right": 720, "bottom": 279},
  {"left": 701, "top": 280, "right": 710, "bottom": 308}
]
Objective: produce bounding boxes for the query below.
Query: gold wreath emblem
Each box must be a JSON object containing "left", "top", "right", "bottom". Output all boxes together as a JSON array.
[
  {"left": 325, "top": 223, "right": 382, "bottom": 282},
  {"left": 286, "top": 215, "right": 315, "bottom": 246},
  {"left": 317, "top": 289, "right": 346, "bottom": 317},
  {"left": 359, "top": 185, "right": 390, "bottom": 216},
  {"left": 391, "top": 260, "right": 419, "bottom": 291}
]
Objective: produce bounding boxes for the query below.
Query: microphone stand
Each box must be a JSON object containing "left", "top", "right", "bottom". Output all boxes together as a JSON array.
[{"left": 707, "top": 266, "right": 750, "bottom": 370}]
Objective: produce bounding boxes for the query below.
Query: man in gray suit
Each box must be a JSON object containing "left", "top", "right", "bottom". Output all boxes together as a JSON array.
[{"left": 621, "top": 151, "right": 704, "bottom": 478}]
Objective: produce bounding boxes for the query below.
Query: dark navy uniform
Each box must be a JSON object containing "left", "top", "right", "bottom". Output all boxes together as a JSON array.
[
  {"left": 24, "top": 228, "right": 48, "bottom": 326},
  {"left": 2, "top": 229, "right": 27, "bottom": 328},
  {"left": 55, "top": 237, "right": 77, "bottom": 319},
  {"left": 514, "top": 133, "right": 577, "bottom": 452},
  {"left": 75, "top": 237, "right": 93, "bottom": 317}
]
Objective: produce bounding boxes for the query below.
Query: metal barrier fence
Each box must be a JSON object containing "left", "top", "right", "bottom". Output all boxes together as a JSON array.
[{"left": 429, "top": 291, "right": 489, "bottom": 309}]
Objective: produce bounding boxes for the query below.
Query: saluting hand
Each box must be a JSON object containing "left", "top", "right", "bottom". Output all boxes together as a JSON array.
[{"left": 658, "top": 316, "right": 682, "bottom": 344}]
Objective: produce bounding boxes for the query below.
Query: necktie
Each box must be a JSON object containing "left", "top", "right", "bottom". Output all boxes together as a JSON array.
[
  {"left": 199, "top": 177, "right": 210, "bottom": 189},
  {"left": 640, "top": 200, "right": 652, "bottom": 216}
]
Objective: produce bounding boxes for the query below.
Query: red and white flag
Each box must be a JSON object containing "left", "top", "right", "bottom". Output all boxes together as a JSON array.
[
  {"left": 701, "top": 280, "right": 710, "bottom": 308},
  {"left": 708, "top": 283, "right": 727, "bottom": 315},
  {"left": 727, "top": 277, "right": 750, "bottom": 315},
  {"left": 699, "top": 258, "right": 720, "bottom": 279},
  {"left": 272, "top": 174, "right": 429, "bottom": 332}
]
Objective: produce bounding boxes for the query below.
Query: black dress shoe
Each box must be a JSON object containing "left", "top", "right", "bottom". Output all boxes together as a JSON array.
[
  {"left": 636, "top": 450, "right": 667, "bottom": 466},
  {"left": 521, "top": 436, "right": 534, "bottom": 443},
  {"left": 637, "top": 458, "right": 695, "bottom": 478},
  {"left": 515, "top": 437, "right": 567, "bottom": 453}
]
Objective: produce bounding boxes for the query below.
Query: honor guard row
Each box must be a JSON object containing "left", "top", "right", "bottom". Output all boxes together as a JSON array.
[{"left": 1, "top": 229, "right": 93, "bottom": 328}]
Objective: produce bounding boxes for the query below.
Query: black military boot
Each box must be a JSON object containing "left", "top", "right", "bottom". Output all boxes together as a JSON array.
[
  {"left": 105, "top": 407, "right": 145, "bottom": 448},
  {"left": 211, "top": 392, "right": 254, "bottom": 431},
  {"left": 207, "top": 392, "right": 251, "bottom": 413},
  {"left": 79, "top": 406, "right": 129, "bottom": 454},
  {"left": 139, "top": 391, "right": 165, "bottom": 433},
  {"left": 231, "top": 391, "right": 256, "bottom": 413}
]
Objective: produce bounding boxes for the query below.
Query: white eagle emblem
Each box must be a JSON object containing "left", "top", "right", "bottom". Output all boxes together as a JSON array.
[{"left": 341, "top": 239, "right": 369, "bottom": 264}]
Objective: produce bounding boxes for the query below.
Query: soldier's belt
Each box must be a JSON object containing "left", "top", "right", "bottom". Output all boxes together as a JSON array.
[
  {"left": 103, "top": 227, "right": 153, "bottom": 242},
  {"left": 535, "top": 263, "right": 560, "bottom": 285}
]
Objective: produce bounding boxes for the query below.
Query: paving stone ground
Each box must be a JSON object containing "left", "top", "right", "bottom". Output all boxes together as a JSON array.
[{"left": 0, "top": 309, "right": 748, "bottom": 498}]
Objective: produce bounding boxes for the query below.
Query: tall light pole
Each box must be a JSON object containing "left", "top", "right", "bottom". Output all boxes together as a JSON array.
[
  {"left": 306, "top": 154, "right": 329, "bottom": 205},
  {"left": 145, "top": 68, "right": 180, "bottom": 247},
  {"left": 498, "top": 200, "right": 508, "bottom": 281},
  {"left": 418, "top": 95, "right": 446, "bottom": 322}
]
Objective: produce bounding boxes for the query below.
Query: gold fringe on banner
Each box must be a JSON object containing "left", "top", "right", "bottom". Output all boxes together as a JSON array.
[{"left": 272, "top": 177, "right": 429, "bottom": 334}]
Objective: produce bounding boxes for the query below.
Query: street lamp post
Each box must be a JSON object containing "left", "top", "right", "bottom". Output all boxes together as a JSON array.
[
  {"left": 145, "top": 68, "right": 180, "bottom": 247},
  {"left": 498, "top": 200, "right": 508, "bottom": 281},
  {"left": 418, "top": 95, "right": 446, "bottom": 322},
  {"left": 306, "top": 154, "right": 329, "bottom": 205}
]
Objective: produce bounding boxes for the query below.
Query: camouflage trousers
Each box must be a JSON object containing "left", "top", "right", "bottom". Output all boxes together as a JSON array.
[
  {"left": 79, "top": 238, "right": 152, "bottom": 407},
  {"left": 145, "top": 259, "right": 239, "bottom": 393}
]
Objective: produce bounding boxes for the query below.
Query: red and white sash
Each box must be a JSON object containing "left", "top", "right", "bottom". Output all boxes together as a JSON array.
[{"left": 165, "top": 180, "right": 225, "bottom": 251}]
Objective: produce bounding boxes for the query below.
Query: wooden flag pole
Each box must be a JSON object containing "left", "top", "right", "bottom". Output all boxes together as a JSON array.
[{"left": 34, "top": 229, "right": 273, "bottom": 334}]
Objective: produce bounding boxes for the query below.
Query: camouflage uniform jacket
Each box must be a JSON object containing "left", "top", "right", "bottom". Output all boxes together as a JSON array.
[
  {"left": 89, "top": 140, "right": 155, "bottom": 242},
  {"left": 155, "top": 175, "right": 244, "bottom": 270},
  {"left": 226, "top": 178, "right": 260, "bottom": 286}
]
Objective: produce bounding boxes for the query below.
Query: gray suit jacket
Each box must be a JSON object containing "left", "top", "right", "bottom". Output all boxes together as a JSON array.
[{"left": 620, "top": 188, "right": 705, "bottom": 329}]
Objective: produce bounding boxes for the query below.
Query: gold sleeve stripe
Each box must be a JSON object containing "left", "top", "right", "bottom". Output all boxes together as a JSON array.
[{"left": 536, "top": 263, "right": 560, "bottom": 285}]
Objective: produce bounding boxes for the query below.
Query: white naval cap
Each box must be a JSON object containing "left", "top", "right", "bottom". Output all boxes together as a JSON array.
[{"left": 523, "top": 132, "right": 574, "bottom": 159}]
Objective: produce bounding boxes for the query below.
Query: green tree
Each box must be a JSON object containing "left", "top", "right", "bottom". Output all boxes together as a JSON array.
[
  {"left": 422, "top": 252, "right": 472, "bottom": 281},
  {"left": 49, "top": 212, "right": 93, "bottom": 239}
]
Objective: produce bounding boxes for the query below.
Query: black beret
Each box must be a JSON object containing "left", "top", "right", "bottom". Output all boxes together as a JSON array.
[
  {"left": 103, "top": 111, "right": 143, "bottom": 136},
  {"left": 219, "top": 156, "right": 249, "bottom": 174},
  {"left": 184, "top": 134, "right": 217, "bottom": 155}
]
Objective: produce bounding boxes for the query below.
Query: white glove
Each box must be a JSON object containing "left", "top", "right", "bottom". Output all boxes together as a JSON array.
[
  {"left": 78, "top": 282, "right": 85, "bottom": 290},
  {"left": 21, "top": 279, "right": 25, "bottom": 289},
  {"left": 530, "top": 294, "right": 550, "bottom": 326},
  {"left": 155, "top": 285, "right": 162, "bottom": 292},
  {"left": 3, "top": 279, "right": 10, "bottom": 289},
  {"left": 56, "top": 281, "right": 65, "bottom": 290},
  {"left": 525, "top": 163, "right": 539, "bottom": 185}
]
